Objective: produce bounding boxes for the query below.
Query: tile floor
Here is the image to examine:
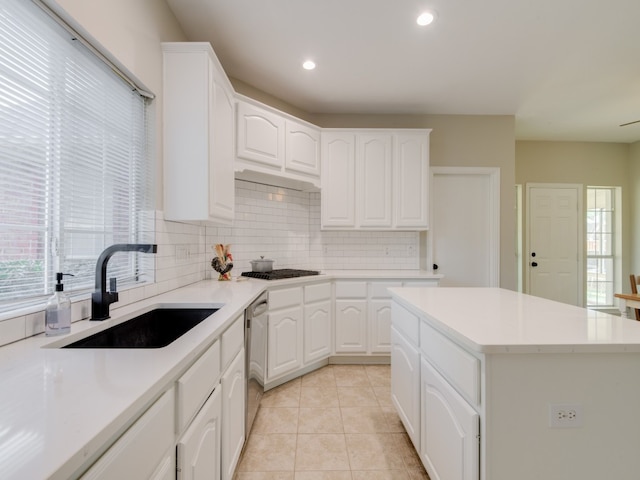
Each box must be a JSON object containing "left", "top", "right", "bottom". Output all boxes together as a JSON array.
[{"left": 234, "top": 364, "right": 431, "bottom": 480}]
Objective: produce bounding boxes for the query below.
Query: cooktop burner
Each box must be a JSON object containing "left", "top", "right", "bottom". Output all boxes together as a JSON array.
[{"left": 241, "top": 269, "right": 320, "bottom": 280}]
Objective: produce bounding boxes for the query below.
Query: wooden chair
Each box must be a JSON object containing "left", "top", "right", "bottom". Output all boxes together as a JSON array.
[{"left": 630, "top": 274, "right": 640, "bottom": 320}]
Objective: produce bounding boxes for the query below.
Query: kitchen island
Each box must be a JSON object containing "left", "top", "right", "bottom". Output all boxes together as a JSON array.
[{"left": 390, "top": 287, "right": 640, "bottom": 480}]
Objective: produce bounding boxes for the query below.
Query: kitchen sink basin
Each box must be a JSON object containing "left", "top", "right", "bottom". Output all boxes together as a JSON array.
[{"left": 63, "top": 308, "right": 219, "bottom": 349}]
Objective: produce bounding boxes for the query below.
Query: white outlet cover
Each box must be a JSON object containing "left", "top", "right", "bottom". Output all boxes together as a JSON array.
[{"left": 548, "top": 403, "right": 583, "bottom": 428}]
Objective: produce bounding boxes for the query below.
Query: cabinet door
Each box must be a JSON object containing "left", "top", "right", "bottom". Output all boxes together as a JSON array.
[
  {"left": 285, "top": 120, "right": 320, "bottom": 176},
  {"left": 221, "top": 349, "right": 246, "bottom": 480},
  {"left": 395, "top": 133, "right": 430, "bottom": 228},
  {"left": 81, "top": 388, "right": 175, "bottom": 479},
  {"left": 237, "top": 101, "right": 285, "bottom": 167},
  {"left": 370, "top": 299, "right": 392, "bottom": 353},
  {"left": 334, "top": 299, "right": 367, "bottom": 353},
  {"left": 321, "top": 132, "right": 356, "bottom": 227},
  {"left": 358, "top": 134, "right": 393, "bottom": 227},
  {"left": 177, "top": 387, "right": 222, "bottom": 480},
  {"left": 209, "top": 66, "right": 235, "bottom": 222},
  {"left": 420, "top": 359, "right": 479, "bottom": 480},
  {"left": 304, "top": 299, "right": 331, "bottom": 363},
  {"left": 268, "top": 306, "right": 303, "bottom": 379},
  {"left": 390, "top": 327, "right": 420, "bottom": 448},
  {"left": 150, "top": 453, "right": 176, "bottom": 480}
]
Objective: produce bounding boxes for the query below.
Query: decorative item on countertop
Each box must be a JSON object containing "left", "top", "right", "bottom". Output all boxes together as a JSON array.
[
  {"left": 45, "top": 272, "right": 74, "bottom": 336},
  {"left": 211, "top": 244, "right": 233, "bottom": 280}
]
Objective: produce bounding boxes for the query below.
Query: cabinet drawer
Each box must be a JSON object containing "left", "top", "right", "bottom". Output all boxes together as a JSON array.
[
  {"left": 222, "top": 314, "right": 244, "bottom": 370},
  {"left": 269, "top": 286, "right": 303, "bottom": 310},
  {"left": 177, "top": 340, "right": 221, "bottom": 432},
  {"left": 391, "top": 302, "right": 419, "bottom": 346},
  {"left": 370, "top": 281, "right": 402, "bottom": 298},
  {"left": 305, "top": 282, "right": 331, "bottom": 303},
  {"left": 335, "top": 281, "right": 367, "bottom": 298},
  {"left": 420, "top": 321, "right": 480, "bottom": 406}
]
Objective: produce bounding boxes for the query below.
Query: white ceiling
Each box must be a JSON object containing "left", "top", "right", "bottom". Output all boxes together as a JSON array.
[{"left": 166, "top": 0, "right": 640, "bottom": 143}]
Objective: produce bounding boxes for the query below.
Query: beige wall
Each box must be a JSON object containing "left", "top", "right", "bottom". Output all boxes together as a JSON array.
[
  {"left": 516, "top": 141, "right": 632, "bottom": 295},
  {"left": 630, "top": 142, "right": 640, "bottom": 275},
  {"left": 50, "top": 0, "right": 188, "bottom": 209}
]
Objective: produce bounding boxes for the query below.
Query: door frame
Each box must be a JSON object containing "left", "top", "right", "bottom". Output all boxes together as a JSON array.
[
  {"left": 525, "top": 183, "right": 584, "bottom": 306},
  {"left": 427, "top": 166, "right": 501, "bottom": 287}
]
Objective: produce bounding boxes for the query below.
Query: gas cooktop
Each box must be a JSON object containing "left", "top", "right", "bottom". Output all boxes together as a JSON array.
[{"left": 241, "top": 269, "right": 320, "bottom": 280}]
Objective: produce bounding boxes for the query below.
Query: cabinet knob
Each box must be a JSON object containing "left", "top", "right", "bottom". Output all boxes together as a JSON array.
[
  {"left": 531, "top": 262, "right": 538, "bottom": 267},
  {"left": 433, "top": 264, "right": 439, "bottom": 271}
]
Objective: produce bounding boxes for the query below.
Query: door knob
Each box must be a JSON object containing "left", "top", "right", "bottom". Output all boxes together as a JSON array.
[{"left": 531, "top": 252, "right": 536, "bottom": 257}]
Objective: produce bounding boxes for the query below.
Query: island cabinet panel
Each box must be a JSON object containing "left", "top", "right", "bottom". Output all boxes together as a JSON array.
[
  {"left": 221, "top": 349, "right": 246, "bottom": 480},
  {"left": 421, "top": 358, "right": 479, "bottom": 480}
]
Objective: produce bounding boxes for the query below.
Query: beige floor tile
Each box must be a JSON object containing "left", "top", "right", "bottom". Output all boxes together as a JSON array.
[
  {"left": 337, "top": 386, "right": 379, "bottom": 407},
  {"left": 235, "top": 473, "right": 295, "bottom": 480},
  {"left": 298, "top": 408, "right": 344, "bottom": 433},
  {"left": 341, "top": 407, "right": 389, "bottom": 433},
  {"left": 295, "top": 434, "right": 351, "bottom": 471},
  {"left": 301, "top": 367, "right": 336, "bottom": 387},
  {"left": 300, "top": 386, "right": 339, "bottom": 407},
  {"left": 294, "top": 472, "right": 353, "bottom": 480},
  {"left": 261, "top": 379, "right": 301, "bottom": 407},
  {"left": 381, "top": 407, "right": 407, "bottom": 433},
  {"left": 345, "top": 433, "right": 406, "bottom": 470},
  {"left": 352, "top": 471, "right": 410, "bottom": 480},
  {"left": 253, "top": 407, "right": 299, "bottom": 433},
  {"left": 238, "top": 434, "right": 297, "bottom": 472},
  {"left": 406, "top": 468, "right": 431, "bottom": 480},
  {"left": 373, "top": 386, "right": 393, "bottom": 407},
  {"left": 333, "top": 365, "right": 370, "bottom": 386},
  {"left": 364, "top": 365, "right": 391, "bottom": 387}
]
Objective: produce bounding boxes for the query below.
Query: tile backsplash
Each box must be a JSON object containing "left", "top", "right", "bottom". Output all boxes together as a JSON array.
[{"left": 0, "top": 179, "right": 420, "bottom": 345}]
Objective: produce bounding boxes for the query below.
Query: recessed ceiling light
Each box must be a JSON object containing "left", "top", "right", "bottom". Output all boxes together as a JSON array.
[
  {"left": 417, "top": 11, "right": 435, "bottom": 26},
  {"left": 302, "top": 60, "right": 316, "bottom": 70}
]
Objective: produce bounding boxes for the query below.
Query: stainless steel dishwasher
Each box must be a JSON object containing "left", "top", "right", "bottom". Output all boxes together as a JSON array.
[{"left": 245, "top": 292, "right": 268, "bottom": 437}]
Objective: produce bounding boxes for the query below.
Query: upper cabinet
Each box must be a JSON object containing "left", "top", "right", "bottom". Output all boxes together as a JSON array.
[
  {"left": 162, "top": 42, "right": 235, "bottom": 224},
  {"left": 236, "top": 96, "right": 321, "bottom": 188},
  {"left": 321, "top": 129, "right": 431, "bottom": 230}
]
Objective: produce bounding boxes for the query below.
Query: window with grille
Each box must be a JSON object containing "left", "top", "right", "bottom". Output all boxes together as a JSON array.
[
  {"left": 0, "top": 0, "right": 154, "bottom": 310},
  {"left": 586, "top": 187, "right": 615, "bottom": 307}
]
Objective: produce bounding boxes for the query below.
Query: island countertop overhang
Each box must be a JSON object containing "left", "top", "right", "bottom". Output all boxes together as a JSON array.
[{"left": 389, "top": 287, "right": 640, "bottom": 354}]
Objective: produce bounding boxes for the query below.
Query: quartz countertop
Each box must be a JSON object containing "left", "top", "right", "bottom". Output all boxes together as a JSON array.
[
  {"left": 0, "top": 269, "right": 439, "bottom": 480},
  {"left": 389, "top": 287, "right": 640, "bottom": 354}
]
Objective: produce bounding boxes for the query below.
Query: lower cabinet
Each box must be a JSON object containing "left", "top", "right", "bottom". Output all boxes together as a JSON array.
[
  {"left": 177, "top": 387, "right": 222, "bottom": 480},
  {"left": 221, "top": 349, "right": 246, "bottom": 480},
  {"left": 334, "top": 298, "right": 368, "bottom": 353},
  {"left": 80, "top": 388, "right": 175, "bottom": 479},
  {"left": 304, "top": 298, "right": 331, "bottom": 363},
  {"left": 390, "top": 326, "right": 420, "bottom": 448},
  {"left": 420, "top": 359, "right": 479, "bottom": 480}
]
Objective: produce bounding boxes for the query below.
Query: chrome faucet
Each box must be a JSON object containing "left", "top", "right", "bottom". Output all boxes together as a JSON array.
[{"left": 91, "top": 244, "right": 158, "bottom": 320}]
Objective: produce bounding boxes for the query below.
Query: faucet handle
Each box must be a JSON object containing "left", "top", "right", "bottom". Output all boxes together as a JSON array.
[{"left": 109, "top": 277, "right": 117, "bottom": 292}]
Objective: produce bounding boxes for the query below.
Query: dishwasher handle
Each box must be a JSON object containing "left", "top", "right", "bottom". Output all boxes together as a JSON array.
[{"left": 248, "top": 299, "right": 268, "bottom": 318}]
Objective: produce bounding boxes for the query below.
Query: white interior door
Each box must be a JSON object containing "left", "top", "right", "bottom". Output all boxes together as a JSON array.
[
  {"left": 526, "top": 184, "right": 582, "bottom": 306},
  {"left": 428, "top": 167, "right": 500, "bottom": 287}
]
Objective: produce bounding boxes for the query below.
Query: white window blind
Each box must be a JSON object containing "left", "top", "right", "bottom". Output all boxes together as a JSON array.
[{"left": 0, "top": 0, "right": 154, "bottom": 309}]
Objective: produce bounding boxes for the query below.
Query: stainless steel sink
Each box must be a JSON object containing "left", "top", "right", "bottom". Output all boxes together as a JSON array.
[{"left": 63, "top": 308, "right": 219, "bottom": 349}]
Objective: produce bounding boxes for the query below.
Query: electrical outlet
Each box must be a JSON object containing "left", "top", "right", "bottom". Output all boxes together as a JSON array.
[
  {"left": 548, "top": 403, "right": 583, "bottom": 428},
  {"left": 407, "top": 245, "right": 415, "bottom": 255},
  {"left": 384, "top": 246, "right": 390, "bottom": 256}
]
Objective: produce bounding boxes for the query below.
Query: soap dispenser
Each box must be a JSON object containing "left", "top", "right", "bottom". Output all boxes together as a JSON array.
[{"left": 45, "top": 273, "right": 73, "bottom": 336}]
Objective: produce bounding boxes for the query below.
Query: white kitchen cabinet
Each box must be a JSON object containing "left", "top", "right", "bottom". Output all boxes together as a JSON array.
[
  {"left": 334, "top": 299, "right": 367, "bottom": 353},
  {"left": 321, "top": 129, "right": 430, "bottom": 230},
  {"left": 320, "top": 132, "right": 356, "bottom": 227},
  {"left": 369, "top": 281, "right": 401, "bottom": 353},
  {"left": 420, "top": 358, "right": 479, "bottom": 480},
  {"left": 358, "top": 134, "right": 393, "bottom": 227},
  {"left": 395, "top": 133, "right": 430, "bottom": 228},
  {"left": 177, "top": 387, "right": 222, "bottom": 480},
  {"left": 81, "top": 388, "right": 175, "bottom": 480},
  {"left": 390, "top": 326, "right": 421, "bottom": 448},
  {"left": 221, "top": 349, "right": 245, "bottom": 480},
  {"left": 286, "top": 119, "right": 321, "bottom": 176},
  {"left": 303, "top": 282, "right": 332, "bottom": 364},
  {"left": 162, "top": 42, "right": 235, "bottom": 224},
  {"left": 267, "top": 287, "right": 304, "bottom": 380},
  {"left": 150, "top": 453, "right": 176, "bottom": 480},
  {"left": 237, "top": 100, "right": 285, "bottom": 167},
  {"left": 236, "top": 97, "right": 321, "bottom": 187}
]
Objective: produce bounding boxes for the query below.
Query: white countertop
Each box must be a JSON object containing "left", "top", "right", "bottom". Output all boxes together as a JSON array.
[
  {"left": 389, "top": 287, "right": 640, "bottom": 354},
  {"left": 0, "top": 270, "right": 439, "bottom": 480}
]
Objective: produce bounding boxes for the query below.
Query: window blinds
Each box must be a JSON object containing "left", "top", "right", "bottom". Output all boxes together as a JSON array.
[{"left": 0, "top": 0, "right": 154, "bottom": 308}]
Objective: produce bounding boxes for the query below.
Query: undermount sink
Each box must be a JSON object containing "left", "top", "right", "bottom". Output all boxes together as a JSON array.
[{"left": 64, "top": 308, "right": 219, "bottom": 349}]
